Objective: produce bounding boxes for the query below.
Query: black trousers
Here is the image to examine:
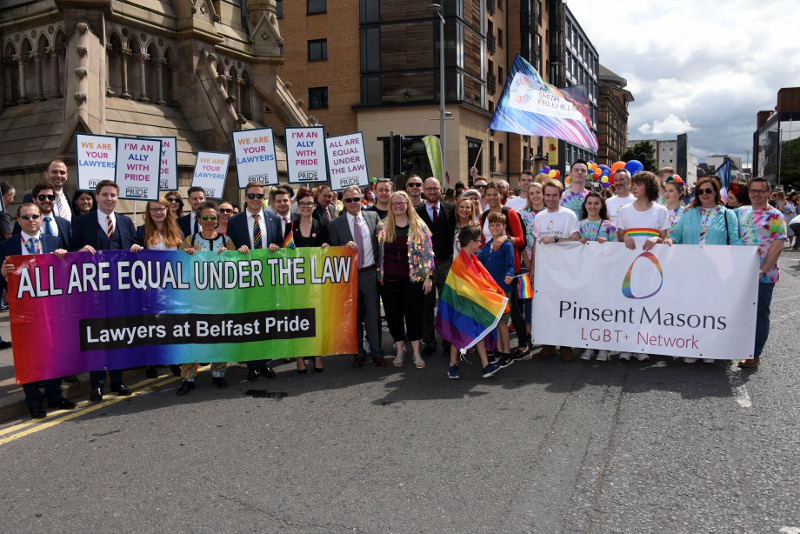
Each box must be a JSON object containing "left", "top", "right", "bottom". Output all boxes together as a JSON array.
[{"left": 381, "top": 278, "right": 424, "bottom": 343}]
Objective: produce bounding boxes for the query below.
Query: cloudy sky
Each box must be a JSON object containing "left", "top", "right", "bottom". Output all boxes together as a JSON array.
[{"left": 569, "top": 0, "right": 800, "bottom": 166}]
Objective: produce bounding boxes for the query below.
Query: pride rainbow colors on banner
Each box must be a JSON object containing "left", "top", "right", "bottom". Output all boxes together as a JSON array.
[{"left": 7, "top": 247, "right": 357, "bottom": 384}]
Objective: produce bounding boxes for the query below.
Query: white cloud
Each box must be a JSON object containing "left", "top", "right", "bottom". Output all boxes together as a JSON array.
[{"left": 638, "top": 114, "right": 696, "bottom": 135}]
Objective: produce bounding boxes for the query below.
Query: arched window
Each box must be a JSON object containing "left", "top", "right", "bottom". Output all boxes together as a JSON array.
[
  {"left": 107, "top": 32, "right": 124, "bottom": 96},
  {"left": 127, "top": 37, "right": 143, "bottom": 101},
  {"left": 20, "top": 38, "right": 33, "bottom": 103},
  {"left": 241, "top": 68, "right": 253, "bottom": 119},
  {"left": 4, "top": 42, "right": 19, "bottom": 105},
  {"left": 146, "top": 42, "right": 159, "bottom": 103},
  {"left": 52, "top": 29, "right": 65, "bottom": 97},
  {"left": 164, "top": 48, "right": 176, "bottom": 104}
]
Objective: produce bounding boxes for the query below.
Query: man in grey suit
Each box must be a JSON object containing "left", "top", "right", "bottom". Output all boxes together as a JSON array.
[{"left": 327, "top": 185, "right": 386, "bottom": 368}]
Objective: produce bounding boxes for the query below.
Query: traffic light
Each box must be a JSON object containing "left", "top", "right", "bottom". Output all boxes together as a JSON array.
[{"left": 393, "top": 134, "right": 414, "bottom": 174}]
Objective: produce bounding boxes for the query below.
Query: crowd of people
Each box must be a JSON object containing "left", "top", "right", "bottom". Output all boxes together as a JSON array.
[{"left": 0, "top": 158, "right": 789, "bottom": 419}]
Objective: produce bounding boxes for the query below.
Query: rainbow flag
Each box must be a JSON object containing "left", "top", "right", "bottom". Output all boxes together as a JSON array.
[
  {"left": 435, "top": 250, "right": 509, "bottom": 352},
  {"left": 517, "top": 273, "right": 533, "bottom": 300},
  {"left": 282, "top": 230, "right": 295, "bottom": 249}
]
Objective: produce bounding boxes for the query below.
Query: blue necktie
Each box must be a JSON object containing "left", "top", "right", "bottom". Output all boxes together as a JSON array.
[
  {"left": 26, "top": 237, "right": 38, "bottom": 254},
  {"left": 43, "top": 216, "right": 53, "bottom": 235}
]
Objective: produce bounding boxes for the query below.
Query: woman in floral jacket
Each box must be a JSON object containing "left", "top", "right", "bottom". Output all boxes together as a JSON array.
[{"left": 377, "top": 191, "right": 435, "bottom": 368}]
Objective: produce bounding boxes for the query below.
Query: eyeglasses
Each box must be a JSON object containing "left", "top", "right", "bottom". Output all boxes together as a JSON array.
[
  {"left": 166, "top": 197, "right": 181, "bottom": 203},
  {"left": 37, "top": 194, "right": 55, "bottom": 201},
  {"left": 298, "top": 202, "right": 315, "bottom": 207},
  {"left": 219, "top": 208, "right": 233, "bottom": 214},
  {"left": 246, "top": 193, "right": 265, "bottom": 200},
  {"left": 19, "top": 214, "right": 40, "bottom": 220},
  {"left": 474, "top": 184, "right": 486, "bottom": 189},
  {"left": 424, "top": 187, "right": 440, "bottom": 191},
  {"left": 406, "top": 183, "right": 422, "bottom": 188},
  {"left": 749, "top": 188, "right": 769, "bottom": 194},
  {"left": 149, "top": 207, "right": 167, "bottom": 213},
  {"left": 391, "top": 201, "right": 408, "bottom": 207},
  {"left": 343, "top": 197, "right": 362, "bottom": 203},
  {"left": 200, "top": 214, "right": 218, "bottom": 221},
  {"left": 697, "top": 188, "right": 715, "bottom": 195}
]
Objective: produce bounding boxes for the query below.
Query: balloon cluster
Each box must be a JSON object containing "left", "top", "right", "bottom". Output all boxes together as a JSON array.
[
  {"left": 586, "top": 161, "right": 613, "bottom": 188},
  {"left": 541, "top": 166, "right": 561, "bottom": 180}
]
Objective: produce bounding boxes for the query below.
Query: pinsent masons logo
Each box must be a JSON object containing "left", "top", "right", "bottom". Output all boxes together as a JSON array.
[
  {"left": 546, "top": 220, "right": 555, "bottom": 230},
  {"left": 621, "top": 251, "right": 664, "bottom": 299}
]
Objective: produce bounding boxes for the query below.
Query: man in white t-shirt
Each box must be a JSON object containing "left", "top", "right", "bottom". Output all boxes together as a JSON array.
[
  {"left": 505, "top": 170, "right": 534, "bottom": 212},
  {"left": 531, "top": 179, "right": 580, "bottom": 362},
  {"left": 605, "top": 169, "right": 635, "bottom": 226}
]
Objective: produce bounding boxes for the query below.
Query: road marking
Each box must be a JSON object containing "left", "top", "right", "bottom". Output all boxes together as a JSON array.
[
  {"left": 773, "top": 309, "right": 800, "bottom": 322},
  {"left": 0, "top": 376, "right": 179, "bottom": 446},
  {"left": 779, "top": 528, "right": 800, "bottom": 534},
  {"left": 733, "top": 383, "right": 752, "bottom": 408}
]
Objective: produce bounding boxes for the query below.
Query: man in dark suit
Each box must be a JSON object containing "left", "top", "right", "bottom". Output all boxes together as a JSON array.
[
  {"left": 22, "top": 159, "right": 73, "bottom": 222},
  {"left": 14, "top": 181, "right": 71, "bottom": 250},
  {"left": 176, "top": 186, "right": 206, "bottom": 237},
  {"left": 69, "top": 179, "right": 138, "bottom": 401},
  {"left": 328, "top": 185, "right": 385, "bottom": 368},
  {"left": 271, "top": 185, "right": 299, "bottom": 239},
  {"left": 227, "top": 182, "right": 284, "bottom": 380},
  {"left": 1, "top": 203, "right": 76, "bottom": 418},
  {"left": 416, "top": 177, "right": 456, "bottom": 355}
]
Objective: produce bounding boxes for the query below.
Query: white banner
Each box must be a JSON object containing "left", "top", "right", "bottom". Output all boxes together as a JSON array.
[
  {"left": 285, "top": 126, "right": 327, "bottom": 184},
  {"left": 139, "top": 136, "right": 177, "bottom": 192},
  {"left": 191, "top": 151, "right": 230, "bottom": 199},
  {"left": 507, "top": 73, "right": 584, "bottom": 120},
  {"left": 115, "top": 138, "right": 161, "bottom": 200},
  {"left": 325, "top": 132, "right": 369, "bottom": 191},
  {"left": 76, "top": 133, "right": 117, "bottom": 191},
  {"left": 232, "top": 128, "right": 279, "bottom": 187},
  {"left": 532, "top": 242, "right": 759, "bottom": 359}
]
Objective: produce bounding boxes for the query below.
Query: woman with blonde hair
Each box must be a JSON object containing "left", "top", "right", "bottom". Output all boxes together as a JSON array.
[
  {"left": 453, "top": 195, "right": 479, "bottom": 257},
  {"left": 377, "top": 191, "right": 435, "bottom": 368}
]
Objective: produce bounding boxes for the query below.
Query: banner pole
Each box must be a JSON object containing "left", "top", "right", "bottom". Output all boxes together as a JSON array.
[{"left": 471, "top": 129, "right": 490, "bottom": 175}]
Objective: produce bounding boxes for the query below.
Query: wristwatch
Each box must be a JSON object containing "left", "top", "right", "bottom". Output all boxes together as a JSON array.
[{"left": 554, "top": 237, "right": 559, "bottom": 243}]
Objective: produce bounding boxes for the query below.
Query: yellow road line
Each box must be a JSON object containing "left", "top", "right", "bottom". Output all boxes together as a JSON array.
[{"left": 0, "top": 375, "right": 180, "bottom": 446}]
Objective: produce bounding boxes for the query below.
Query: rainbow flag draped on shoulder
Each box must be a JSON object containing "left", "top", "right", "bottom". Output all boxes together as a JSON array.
[{"left": 435, "top": 250, "right": 509, "bottom": 352}]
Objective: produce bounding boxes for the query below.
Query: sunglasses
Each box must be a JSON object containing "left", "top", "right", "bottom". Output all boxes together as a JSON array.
[
  {"left": 200, "top": 215, "right": 218, "bottom": 221},
  {"left": 406, "top": 183, "right": 422, "bottom": 188},
  {"left": 377, "top": 178, "right": 392, "bottom": 182},
  {"left": 166, "top": 197, "right": 181, "bottom": 203},
  {"left": 474, "top": 184, "right": 486, "bottom": 189},
  {"left": 37, "top": 194, "right": 55, "bottom": 201},
  {"left": 20, "top": 214, "right": 41, "bottom": 220},
  {"left": 246, "top": 193, "right": 265, "bottom": 200},
  {"left": 343, "top": 197, "right": 362, "bottom": 203},
  {"left": 697, "top": 188, "right": 715, "bottom": 195},
  {"left": 219, "top": 208, "right": 233, "bottom": 213}
]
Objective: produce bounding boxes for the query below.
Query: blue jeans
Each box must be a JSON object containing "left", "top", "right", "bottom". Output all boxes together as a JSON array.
[{"left": 754, "top": 282, "right": 775, "bottom": 358}]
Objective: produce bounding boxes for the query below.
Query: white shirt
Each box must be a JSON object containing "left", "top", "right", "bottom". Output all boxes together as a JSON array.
[
  {"left": 97, "top": 210, "right": 116, "bottom": 235},
  {"left": 347, "top": 212, "right": 374, "bottom": 268},
  {"left": 246, "top": 210, "right": 268, "bottom": 249},
  {"left": 189, "top": 212, "right": 199, "bottom": 235},
  {"left": 504, "top": 196, "right": 527, "bottom": 212},
  {"left": 40, "top": 213, "right": 59, "bottom": 237},
  {"left": 55, "top": 190, "right": 72, "bottom": 222},
  {"left": 605, "top": 194, "right": 635, "bottom": 226},
  {"left": 532, "top": 207, "right": 580, "bottom": 240},
  {"left": 21, "top": 232, "right": 40, "bottom": 255},
  {"left": 426, "top": 201, "right": 442, "bottom": 223},
  {"left": 276, "top": 212, "right": 292, "bottom": 237},
  {"left": 616, "top": 202, "right": 669, "bottom": 245}
]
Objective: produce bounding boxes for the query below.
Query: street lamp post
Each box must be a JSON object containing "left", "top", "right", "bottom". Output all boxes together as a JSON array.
[{"left": 430, "top": 3, "right": 446, "bottom": 182}]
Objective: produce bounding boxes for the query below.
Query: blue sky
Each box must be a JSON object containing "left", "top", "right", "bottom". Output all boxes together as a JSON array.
[{"left": 569, "top": 0, "right": 800, "bottom": 165}]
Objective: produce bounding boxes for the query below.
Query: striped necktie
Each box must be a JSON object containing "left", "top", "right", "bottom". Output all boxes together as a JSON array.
[
  {"left": 252, "top": 216, "right": 262, "bottom": 249},
  {"left": 106, "top": 215, "right": 114, "bottom": 238},
  {"left": 55, "top": 193, "right": 67, "bottom": 218}
]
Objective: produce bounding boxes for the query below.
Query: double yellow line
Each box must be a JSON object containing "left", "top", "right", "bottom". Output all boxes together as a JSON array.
[{"left": 0, "top": 375, "right": 180, "bottom": 446}]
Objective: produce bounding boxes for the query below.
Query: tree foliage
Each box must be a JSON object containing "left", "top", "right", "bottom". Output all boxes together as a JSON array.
[
  {"left": 620, "top": 141, "right": 658, "bottom": 172},
  {"left": 779, "top": 137, "right": 800, "bottom": 189}
]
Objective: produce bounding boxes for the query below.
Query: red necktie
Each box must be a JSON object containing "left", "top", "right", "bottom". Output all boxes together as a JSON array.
[{"left": 432, "top": 205, "right": 438, "bottom": 224}]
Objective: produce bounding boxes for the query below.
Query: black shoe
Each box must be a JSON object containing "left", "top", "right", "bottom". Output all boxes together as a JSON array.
[
  {"left": 496, "top": 353, "right": 515, "bottom": 369},
  {"left": 110, "top": 382, "right": 132, "bottom": 396},
  {"left": 145, "top": 366, "right": 158, "bottom": 379},
  {"left": 247, "top": 369, "right": 259, "bottom": 381},
  {"left": 297, "top": 368, "right": 307, "bottom": 374},
  {"left": 30, "top": 406, "right": 46, "bottom": 419},
  {"left": 170, "top": 365, "right": 181, "bottom": 377},
  {"left": 259, "top": 365, "right": 276, "bottom": 379},
  {"left": 422, "top": 345, "right": 436, "bottom": 356},
  {"left": 49, "top": 398, "right": 76, "bottom": 410},
  {"left": 314, "top": 365, "right": 324, "bottom": 373},
  {"left": 212, "top": 377, "right": 228, "bottom": 389},
  {"left": 511, "top": 346, "right": 531, "bottom": 361},
  {"left": 176, "top": 380, "right": 195, "bottom": 396},
  {"left": 0, "top": 340, "right": 11, "bottom": 350},
  {"left": 89, "top": 388, "right": 103, "bottom": 402}
]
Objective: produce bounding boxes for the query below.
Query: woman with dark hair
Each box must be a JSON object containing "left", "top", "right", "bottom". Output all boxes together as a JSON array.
[
  {"left": 290, "top": 187, "right": 329, "bottom": 373},
  {"left": 71, "top": 190, "right": 96, "bottom": 217},
  {"left": 377, "top": 191, "right": 435, "bottom": 368},
  {"left": 578, "top": 192, "right": 617, "bottom": 244},
  {"left": 662, "top": 175, "right": 686, "bottom": 239},
  {"left": 165, "top": 193, "right": 185, "bottom": 219},
  {"left": 217, "top": 201, "right": 234, "bottom": 235},
  {"left": 725, "top": 182, "right": 750, "bottom": 209}
]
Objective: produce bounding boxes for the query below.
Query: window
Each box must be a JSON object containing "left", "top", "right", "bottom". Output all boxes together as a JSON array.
[
  {"left": 308, "top": 39, "right": 327, "bottom": 62},
  {"left": 498, "top": 67, "right": 503, "bottom": 86},
  {"left": 499, "top": 143, "right": 504, "bottom": 162},
  {"left": 309, "top": 87, "right": 328, "bottom": 109},
  {"left": 308, "top": 0, "right": 325, "bottom": 15},
  {"left": 498, "top": 28, "right": 503, "bottom": 48},
  {"left": 276, "top": 0, "right": 282, "bottom": 18}
]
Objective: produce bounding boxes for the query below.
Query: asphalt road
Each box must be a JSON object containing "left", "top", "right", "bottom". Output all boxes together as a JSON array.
[{"left": 1, "top": 254, "right": 799, "bottom": 533}]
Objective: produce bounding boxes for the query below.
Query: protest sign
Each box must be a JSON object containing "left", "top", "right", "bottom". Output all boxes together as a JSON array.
[
  {"left": 325, "top": 132, "right": 369, "bottom": 190},
  {"left": 232, "top": 128, "right": 279, "bottom": 187},
  {"left": 191, "top": 151, "right": 230, "bottom": 199},
  {"left": 139, "top": 136, "right": 177, "bottom": 192},
  {"left": 7, "top": 247, "right": 358, "bottom": 383},
  {"left": 285, "top": 126, "right": 327, "bottom": 184},
  {"left": 76, "top": 133, "right": 117, "bottom": 191},
  {"left": 115, "top": 138, "right": 161, "bottom": 200},
  {"left": 532, "top": 242, "right": 759, "bottom": 359}
]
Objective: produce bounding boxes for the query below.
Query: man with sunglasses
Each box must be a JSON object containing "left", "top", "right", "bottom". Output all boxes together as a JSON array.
[
  {"left": 1, "top": 203, "right": 76, "bottom": 418},
  {"left": 70, "top": 179, "right": 138, "bottom": 401},
  {"left": 176, "top": 186, "right": 206, "bottom": 236},
  {"left": 405, "top": 174, "right": 425, "bottom": 208},
  {"left": 328, "top": 185, "right": 385, "bottom": 367},
  {"left": 14, "top": 181, "right": 72, "bottom": 250},
  {"left": 473, "top": 176, "right": 489, "bottom": 212},
  {"left": 737, "top": 177, "right": 786, "bottom": 368},
  {"left": 227, "top": 182, "right": 284, "bottom": 379}
]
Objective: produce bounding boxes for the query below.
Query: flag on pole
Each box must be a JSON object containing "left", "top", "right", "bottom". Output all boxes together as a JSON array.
[
  {"left": 422, "top": 135, "right": 444, "bottom": 184},
  {"left": 489, "top": 54, "right": 598, "bottom": 153},
  {"left": 713, "top": 157, "right": 732, "bottom": 201}
]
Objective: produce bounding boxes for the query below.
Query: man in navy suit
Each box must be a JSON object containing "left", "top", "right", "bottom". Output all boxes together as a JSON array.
[
  {"left": 1, "top": 203, "right": 76, "bottom": 418},
  {"left": 69, "top": 180, "right": 138, "bottom": 401},
  {"left": 176, "top": 186, "right": 206, "bottom": 237},
  {"left": 14, "top": 181, "right": 71, "bottom": 250},
  {"left": 22, "top": 159, "right": 73, "bottom": 222},
  {"left": 327, "top": 185, "right": 385, "bottom": 368},
  {"left": 227, "top": 182, "right": 283, "bottom": 380}
]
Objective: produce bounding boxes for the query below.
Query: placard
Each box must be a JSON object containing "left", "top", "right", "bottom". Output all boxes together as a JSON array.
[
  {"left": 76, "top": 133, "right": 117, "bottom": 191},
  {"left": 325, "top": 132, "right": 369, "bottom": 191},
  {"left": 285, "top": 126, "right": 328, "bottom": 184},
  {"left": 139, "top": 136, "right": 177, "bottom": 192},
  {"left": 115, "top": 138, "right": 161, "bottom": 200},
  {"left": 191, "top": 151, "right": 230, "bottom": 199},
  {"left": 232, "top": 128, "right": 279, "bottom": 187}
]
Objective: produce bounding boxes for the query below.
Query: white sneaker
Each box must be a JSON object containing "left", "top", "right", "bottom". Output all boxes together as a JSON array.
[
  {"left": 702, "top": 358, "right": 714, "bottom": 364},
  {"left": 596, "top": 350, "right": 609, "bottom": 361},
  {"left": 580, "top": 349, "right": 593, "bottom": 360},
  {"left": 635, "top": 353, "right": 650, "bottom": 362},
  {"left": 619, "top": 352, "right": 631, "bottom": 361},
  {"left": 683, "top": 357, "right": 697, "bottom": 364}
]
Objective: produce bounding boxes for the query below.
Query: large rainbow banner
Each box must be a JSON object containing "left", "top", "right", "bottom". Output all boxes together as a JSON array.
[{"left": 7, "top": 247, "right": 357, "bottom": 383}]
